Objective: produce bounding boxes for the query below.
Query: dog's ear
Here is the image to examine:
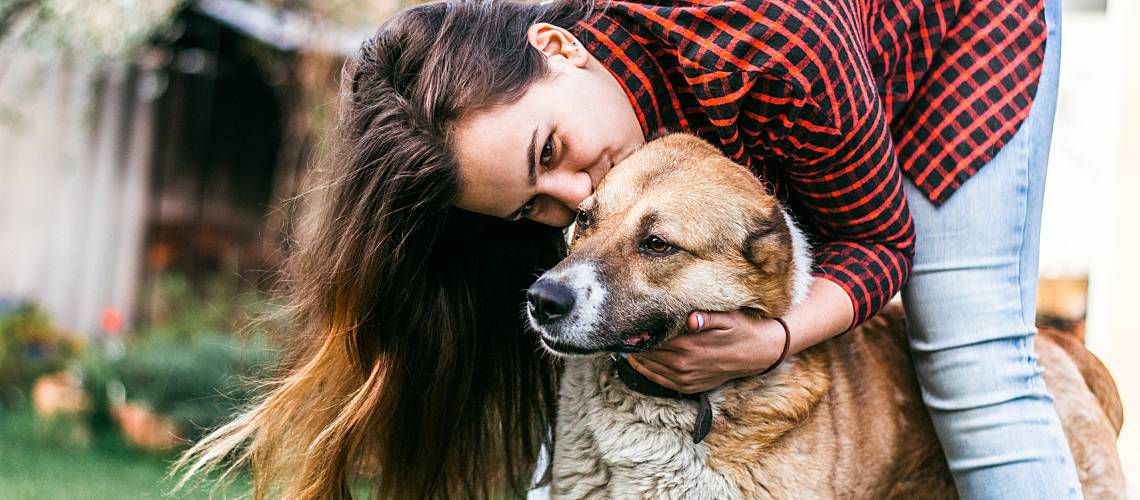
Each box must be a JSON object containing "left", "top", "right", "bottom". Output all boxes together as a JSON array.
[{"left": 743, "top": 211, "right": 794, "bottom": 277}]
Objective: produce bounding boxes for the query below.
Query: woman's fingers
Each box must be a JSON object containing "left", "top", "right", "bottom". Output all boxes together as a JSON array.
[
  {"left": 627, "top": 354, "right": 682, "bottom": 390},
  {"left": 624, "top": 310, "right": 760, "bottom": 393},
  {"left": 629, "top": 353, "right": 717, "bottom": 393},
  {"left": 636, "top": 348, "right": 690, "bottom": 373},
  {"left": 688, "top": 310, "right": 737, "bottom": 333}
]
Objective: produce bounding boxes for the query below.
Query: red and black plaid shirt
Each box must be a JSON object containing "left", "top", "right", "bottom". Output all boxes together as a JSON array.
[{"left": 572, "top": 0, "right": 1046, "bottom": 326}]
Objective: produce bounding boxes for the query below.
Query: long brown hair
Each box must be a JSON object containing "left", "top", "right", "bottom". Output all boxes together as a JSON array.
[{"left": 171, "top": 1, "right": 596, "bottom": 497}]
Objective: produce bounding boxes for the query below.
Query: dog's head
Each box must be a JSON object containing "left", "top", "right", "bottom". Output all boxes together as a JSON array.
[{"left": 526, "top": 134, "right": 813, "bottom": 357}]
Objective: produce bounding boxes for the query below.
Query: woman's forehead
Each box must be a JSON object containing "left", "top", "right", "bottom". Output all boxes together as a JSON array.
[{"left": 452, "top": 101, "right": 540, "bottom": 217}]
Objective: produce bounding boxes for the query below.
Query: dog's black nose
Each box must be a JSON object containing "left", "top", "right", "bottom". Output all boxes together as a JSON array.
[{"left": 527, "top": 280, "right": 576, "bottom": 324}]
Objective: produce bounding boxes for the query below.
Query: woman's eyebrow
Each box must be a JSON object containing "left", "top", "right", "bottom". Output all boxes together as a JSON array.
[
  {"left": 526, "top": 124, "right": 539, "bottom": 187},
  {"left": 506, "top": 125, "right": 542, "bottom": 220},
  {"left": 503, "top": 126, "right": 540, "bottom": 220}
]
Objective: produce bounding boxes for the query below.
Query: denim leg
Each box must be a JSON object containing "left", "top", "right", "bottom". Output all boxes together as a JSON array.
[{"left": 899, "top": 0, "right": 1080, "bottom": 498}]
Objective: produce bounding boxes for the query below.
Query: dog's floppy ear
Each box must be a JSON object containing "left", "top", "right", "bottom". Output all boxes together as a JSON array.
[{"left": 743, "top": 210, "right": 794, "bottom": 277}]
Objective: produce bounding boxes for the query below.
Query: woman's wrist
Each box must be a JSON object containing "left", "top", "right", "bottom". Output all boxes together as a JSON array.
[
  {"left": 738, "top": 318, "right": 792, "bottom": 376},
  {"left": 750, "top": 278, "right": 855, "bottom": 370}
]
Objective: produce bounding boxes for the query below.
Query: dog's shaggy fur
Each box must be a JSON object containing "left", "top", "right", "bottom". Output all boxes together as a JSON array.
[{"left": 527, "top": 134, "right": 1125, "bottom": 499}]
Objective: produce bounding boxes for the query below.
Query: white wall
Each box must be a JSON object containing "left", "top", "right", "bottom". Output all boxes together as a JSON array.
[
  {"left": 0, "top": 53, "right": 158, "bottom": 338},
  {"left": 1040, "top": 0, "right": 1140, "bottom": 493}
]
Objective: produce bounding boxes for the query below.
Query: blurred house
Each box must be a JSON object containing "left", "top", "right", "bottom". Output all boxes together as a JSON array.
[{"left": 0, "top": 0, "right": 387, "bottom": 337}]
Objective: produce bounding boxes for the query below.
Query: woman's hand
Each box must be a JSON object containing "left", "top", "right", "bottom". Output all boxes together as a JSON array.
[
  {"left": 627, "top": 278, "right": 857, "bottom": 394},
  {"left": 627, "top": 310, "right": 789, "bottom": 394}
]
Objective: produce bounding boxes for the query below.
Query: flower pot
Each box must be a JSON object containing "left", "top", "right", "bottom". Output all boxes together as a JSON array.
[
  {"left": 32, "top": 372, "right": 88, "bottom": 416},
  {"left": 112, "top": 400, "right": 181, "bottom": 452}
]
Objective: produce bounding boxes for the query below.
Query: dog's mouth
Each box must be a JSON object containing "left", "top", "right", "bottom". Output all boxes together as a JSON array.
[
  {"left": 615, "top": 325, "right": 668, "bottom": 353},
  {"left": 539, "top": 317, "right": 674, "bottom": 355}
]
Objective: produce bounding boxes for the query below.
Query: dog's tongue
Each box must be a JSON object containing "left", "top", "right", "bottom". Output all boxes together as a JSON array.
[{"left": 623, "top": 331, "right": 652, "bottom": 346}]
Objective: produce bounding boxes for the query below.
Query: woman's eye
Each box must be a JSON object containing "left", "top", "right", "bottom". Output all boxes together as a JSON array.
[
  {"left": 520, "top": 197, "right": 537, "bottom": 217},
  {"left": 640, "top": 235, "right": 675, "bottom": 255},
  {"left": 540, "top": 135, "right": 555, "bottom": 166}
]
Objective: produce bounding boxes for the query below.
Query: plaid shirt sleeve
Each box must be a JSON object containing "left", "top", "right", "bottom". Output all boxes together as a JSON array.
[
  {"left": 577, "top": 0, "right": 1043, "bottom": 327},
  {"left": 769, "top": 6, "right": 915, "bottom": 328},
  {"left": 774, "top": 87, "right": 915, "bottom": 329},
  {"left": 678, "top": 2, "right": 916, "bottom": 327}
]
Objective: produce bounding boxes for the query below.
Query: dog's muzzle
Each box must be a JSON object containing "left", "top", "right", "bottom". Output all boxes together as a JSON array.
[
  {"left": 525, "top": 263, "right": 612, "bottom": 355},
  {"left": 526, "top": 265, "right": 676, "bottom": 355}
]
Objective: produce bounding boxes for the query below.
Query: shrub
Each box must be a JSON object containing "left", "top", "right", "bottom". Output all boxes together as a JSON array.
[
  {"left": 0, "top": 302, "right": 82, "bottom": 408},
  {"left": 81, "top": 331, "right": 278, "bottom": 443},
  {"left": 142, "top": 272, "right": 280, "bottom": 341}
]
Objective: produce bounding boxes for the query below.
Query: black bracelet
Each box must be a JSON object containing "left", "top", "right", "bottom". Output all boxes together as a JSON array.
[{"left": 758, "top": 317, "right": 791, "bottom": 376}]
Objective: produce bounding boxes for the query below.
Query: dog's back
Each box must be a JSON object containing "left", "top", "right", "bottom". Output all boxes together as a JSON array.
[
  {"left": 1038, "top": 326, "right": 1124, "bottom": 435},
  {"left": 846, "top": 304, "right": 1126, "bottom": 498},
  {"left": 1032, "top": 326, "right": 1127, "bottom": 498}
]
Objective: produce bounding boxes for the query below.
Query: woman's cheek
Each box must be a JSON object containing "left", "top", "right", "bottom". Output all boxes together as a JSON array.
[{"left": 535, "top": 201, "right": 576, "bottom": 227}]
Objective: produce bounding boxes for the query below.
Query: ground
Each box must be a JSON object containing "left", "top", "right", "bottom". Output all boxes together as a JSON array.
[{"left": 0, "top": 409, "right": 244, "bottom": 500}]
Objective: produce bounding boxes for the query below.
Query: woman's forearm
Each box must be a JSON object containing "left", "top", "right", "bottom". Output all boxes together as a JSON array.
[{"left": 779, "top": 277, "right": 855, "bottom": 357}]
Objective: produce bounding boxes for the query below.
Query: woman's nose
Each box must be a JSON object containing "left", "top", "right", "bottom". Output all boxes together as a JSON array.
[{"left": 545, "top": 169, "right": 594, "bottom": 209}]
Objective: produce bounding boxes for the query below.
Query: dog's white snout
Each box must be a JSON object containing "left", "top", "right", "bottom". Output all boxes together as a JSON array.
[{"left": 528, "top": 262, "right": 608, "bottom": 348}]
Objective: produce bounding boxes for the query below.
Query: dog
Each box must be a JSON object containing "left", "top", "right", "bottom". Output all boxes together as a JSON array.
[{"left": 525, "top": 134, "right": 1125, "bottom": 499}]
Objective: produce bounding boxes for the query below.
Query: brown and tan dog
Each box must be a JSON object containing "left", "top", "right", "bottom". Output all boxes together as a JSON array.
[{"left": 525, "top": 134, "right": 1125, "bottom": 499}]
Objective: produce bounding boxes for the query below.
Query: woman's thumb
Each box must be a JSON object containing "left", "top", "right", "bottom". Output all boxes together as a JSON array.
[{"left": 688, "top": 310, "right": 731, "bottom": 332}]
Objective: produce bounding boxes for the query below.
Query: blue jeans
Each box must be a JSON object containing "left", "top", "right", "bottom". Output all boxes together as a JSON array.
[{"left": 900, "top": 0, "right": 1080, "bottom": 497}]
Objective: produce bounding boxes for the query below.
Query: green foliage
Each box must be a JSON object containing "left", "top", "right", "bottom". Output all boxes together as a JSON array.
[
  {"left": 0, "top": 0, "right": 396, "bottom": 60},
  {"left": 0, "top": 0, "right": 184, "bottom": 60},
  {"left": 0, "top": 271, "right": 280, "bottom": 496},
  {"left": 143, "top": 272, "right": 282, "bottom": 341},
  {"left": 80, "top": 272, "right": 284, "bottom": 441},
  {"left": 81, "top": 331, "right": 278, "bottom": 441},
  {"left": 0, "top": 303, "right": 82, "bottom": 408}
]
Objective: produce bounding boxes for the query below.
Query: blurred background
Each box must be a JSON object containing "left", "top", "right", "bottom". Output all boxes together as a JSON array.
[{"left": 0, "top": 0, "right": 1137, "bottom": 497}]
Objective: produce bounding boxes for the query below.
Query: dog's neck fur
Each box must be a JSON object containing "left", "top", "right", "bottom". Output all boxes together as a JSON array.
[{"left": 782, "top": 209, "right": 815, "bottom": 308}]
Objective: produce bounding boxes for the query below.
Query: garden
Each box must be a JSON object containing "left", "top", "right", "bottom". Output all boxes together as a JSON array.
[{"left": 0, "top": 274, "right": 277, "bottom": 498}]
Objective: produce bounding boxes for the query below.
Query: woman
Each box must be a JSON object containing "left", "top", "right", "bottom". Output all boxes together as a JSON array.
[{"left": 175, "top": 0, "right": 1076, "bottom": 498}]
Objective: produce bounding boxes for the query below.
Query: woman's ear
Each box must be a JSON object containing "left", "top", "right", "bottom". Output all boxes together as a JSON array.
[{"left": 527, "top": 23, "right": 589, "bottom": 68}]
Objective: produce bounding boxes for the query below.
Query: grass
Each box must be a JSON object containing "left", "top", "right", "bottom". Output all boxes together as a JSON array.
[{"left": 0, "top": 408, "right": 248, "bottom": 499}]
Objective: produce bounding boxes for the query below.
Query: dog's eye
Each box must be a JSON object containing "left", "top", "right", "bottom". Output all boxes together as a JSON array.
[
  {"left": 640, "top": 235, "right": 676, "bottom": 255},
  {"left": 575, "top": 211, "right": 591, "bottom": 230}
]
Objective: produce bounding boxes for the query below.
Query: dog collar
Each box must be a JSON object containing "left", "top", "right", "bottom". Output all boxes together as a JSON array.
[
  {"left": 612, "top": 356, "right": 714, "bottom": 444},
  {"left": 608, "top": 317, "right": 792, "bottom": 444}
]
